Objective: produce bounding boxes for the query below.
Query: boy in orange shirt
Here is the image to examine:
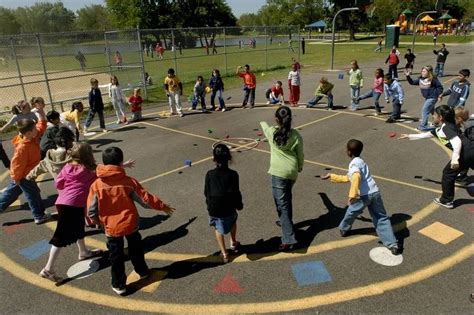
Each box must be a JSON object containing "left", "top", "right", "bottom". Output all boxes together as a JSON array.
[
  {"left": 236, "top": 64, "right": 257, "bottom": 108},
  {"left": 0, "top": 108, "right": 51, "bottom": 224},
  {"left": 87, "top": 147, "right": 174, "bottom": 295}
]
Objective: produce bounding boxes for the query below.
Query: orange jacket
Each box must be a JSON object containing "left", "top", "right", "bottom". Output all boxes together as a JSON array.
[
  {"left": 87, "top": 164, "right": 166, "bottom": 237},
  {"left": 10, "top": 119, "right": 47, "bottom": 182},
  {"left": 238, "top": 72, "right": 256, "bottom": 89}
]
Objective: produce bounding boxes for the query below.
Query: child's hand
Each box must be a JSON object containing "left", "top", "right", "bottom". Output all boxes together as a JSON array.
[
  {"left": 162, "top": 204, "right": 175, "bottom": 215},
  {"left": 451, "top": 163, "right": 459, "bottom": 170},
  {"left": 405, "top": 69, "right": 411, "bottom": 76},
  {"left": 348, "top": 197, "right": 358, "bottom": 205},
  {"left": 321, "top": 173, "right": 331, "bottom": 180},
  {"left": 123, "top": 159, "right": 136, "bottom": 168},
  {"left": 398, "top": 134, "right": 409, "bottom": 139}
]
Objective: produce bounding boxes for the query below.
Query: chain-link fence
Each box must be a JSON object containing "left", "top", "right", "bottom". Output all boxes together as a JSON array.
[{"left": 0, "top": 26, "right": 300, "bottom": 120}]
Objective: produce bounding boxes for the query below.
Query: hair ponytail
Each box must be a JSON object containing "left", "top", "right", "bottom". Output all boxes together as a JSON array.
[{"left": 273, "top": 106, "right": 292, "bottom": 146}]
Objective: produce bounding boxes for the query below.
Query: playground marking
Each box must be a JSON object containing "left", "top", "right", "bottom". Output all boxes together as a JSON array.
[
  {"left": 66, "top": 259, "right": 100, "bottom": 280},
  {"left": 213, "top": 272, "right": 243, "bottom": 294},
  {"left": 19, "top": 239, "right": 50, "bottom": 261},
  {"left": 369, "top": 247, "right": 403, "bottom": 266},
  {"left": 126, "top": 270, "right": 166, "bottom": 293},
  {"left": 418, "top": 222, "right": 464, "bottom": 245},
  {"left": 291, "top": 261, "right": 332, "bottom": 286}
]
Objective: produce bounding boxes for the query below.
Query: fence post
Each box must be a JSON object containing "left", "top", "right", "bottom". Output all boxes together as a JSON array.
[
  {"left": 36, "top": 34, "right": 54, "bottom": 109},
  {"left": 10, "top": 37, "right": 27, "bottom": 101},
  {"left": 171, "top": 29, "right": 178, "bottom": 74},
  {"left": 104, "top": 32, "right": 112, "bottom": 75},
  {"left": 223, "top": 28, "right": 228, "bottom": 76},
  {"left": 136, "top": 27, "right": 148, "bottom": 100},
  {"left": 297, "top": 26, "right": 301, "bottom": 61},
  {"left": 265, "top": 27, "right": 268, "bottom": 71}
]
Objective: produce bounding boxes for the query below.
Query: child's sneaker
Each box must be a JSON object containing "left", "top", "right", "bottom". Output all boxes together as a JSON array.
[
  {"left": 266, "top": 101, "right": 270, "bottom": 105},
  {"left": 230, "top": 242, "right": 241, "bottom": 252},
  {"left": 221, "top": 108, "right": 226, "bottom": 112},
  {"left": 389, "top": 245, "right": 401, "bottom": 256},
  {"left": 220, "top": 252, "right": 229, "bottom": 264},
  {"left": 433, "top": 197, "right": 454, "bottom": 209},
  {"left": 39, "top": 268, "right": 63, "bottom": 283},
  {"left": 112, "top": 285, "right": 127, "bottom": 295},
  {"left": 179, "top": 113, "right": 184, "bottom": 117},
  {"left": 102, "top": 129, "right": 108, "bottom": 133},
  {"left": 34, "top": 212, "right": 52, "bottom": 225}
]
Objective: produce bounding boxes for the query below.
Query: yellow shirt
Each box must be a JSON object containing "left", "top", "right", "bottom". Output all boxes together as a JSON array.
[
  {"left": 164, "top": 75, "right": 181, "bottom": 92},
  {"left": 330, "top": 172, "right": 361, "bottom": 199},
  {"left": 63, "top": 110, "right": 83, "bottom": 131}
]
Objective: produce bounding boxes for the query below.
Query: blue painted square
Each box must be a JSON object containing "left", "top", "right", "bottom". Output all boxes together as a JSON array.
[
  {"left": 291, "top": 261, "right": 332, "bottom": 286},
  {"left": 19, "top": 239, "right": 50, "bottom": 260}
]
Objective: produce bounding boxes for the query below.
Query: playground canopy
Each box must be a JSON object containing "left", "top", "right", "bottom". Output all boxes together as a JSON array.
[
  {"left": 438, "top": 13, "right": 452, "bottom": 20},
  {"left": 420, "top": 15, "right": 434, "bottom": 22},
  {"left": 306, "top": 20, "right": 327, "bottom": 29},
  {"left": 402, "top": 8, "right": 413, "bottom": 15}
]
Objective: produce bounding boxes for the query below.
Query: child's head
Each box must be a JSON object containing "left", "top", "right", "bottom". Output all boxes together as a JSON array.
[
  {"left": 70, "top": 143, "right": 96, "bottom": 170},
  {"left": 320, "top": 77, "right": 329, "bottom": 85},
  {"left": 273, "top": 106, "right": 292, "bottom": 146},
  {"left": 350, "top": 60, "right": 359, "bottom": 70},
  {"left": 384, "top": 73, "right": 393, "bottom": 85},
  {"left": 17, "top": 119, "right": 37, "bottom": 139},
  {"left": 458, "top": 69, "right": 470, "bottom": 82},
  {"left": 375, "top": 68, "right": 384, "bottom": 78},
  {"left": 30, "top": 97, "right": 45, "bottom": 109},
  {"left": 71, "top": 101, "right": 84, "bottom": 113},
  {"left": 213, "top": 69, "right": 221, "bottom": 77},
  {"left": 421, "top": 66, "right": 433, "bottom": 79},
  {"left": 54, "top": 126, "right": 75, "bottom": 150},
  {"left": 291, "top": 63, "right": 297, "bottom": 71},
  {"left": 407, "top": 48, "right": 412, "bottom": 53},
  {"left": 454, "top": 107, "right": 469, "bottom": 127},
  {"left": 197, "top": 75, "right": 203, "bottom": 83},
  {"left": 441, "top": 43, "right": 446, "bottom": 48},
  {"left": 167, "top": 68, "right": 175, "bottom": 77},
  {"left": 346, "top": 139, "right": 363, "bottom": 158},
  {"left": 46, "top": 110, "right": 60, "bottom": 125},
  {"left": 213, "top": 143, "right": 231, "bottom": 166},
  {"left": 244, "top": 64, "right": 250, "bottom": 72},
  {"left": 110, "top": 75, "right": 119, "bottom": 85},
  {"left": 275, "top": 80, "right": 282, "bottom": 88},
  {"left": 133, "top": 87, "right": 141, "bottom": 96},
  {"left": 433, "top": 105, "right": 455, "bottom": 125},
  {"left": 17, "top": 100, "right": 31, "bottom": 114},
  {"left": 102, "top": 146, "right": 124, "bottom": 166},
  {"left": 90, "top": 78, "right": 98, "bottom": 88}
]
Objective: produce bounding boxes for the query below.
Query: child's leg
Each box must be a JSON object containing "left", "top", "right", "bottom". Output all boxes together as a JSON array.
[
  {"left": 84, "top": 109, "right": 96, "bottom": 128},
  {"left": 366, "top": 193, "right": 398, "bottom": 248},
  {"left": 242, "top": 89, "right": 250, "bottom": 106},
  {"left": 0, "top": 181, "right": 23, "bottom": 212},
  {"left": 19, "top": 179, "right": 46, "bottom": 220},
  {"left": 126, "top": 231, "right": 149, "bottom": 277},
  {"left": 44, "top": 245, "right": 61, "bottom": 272},
  {"left": 272, "top": 176, "right": 297, "bottom": 245},
  {"left": 391, "top": 99, "right": 401, "bottom": 119},
  {"left": 217, "top": 90, "right": 225, "bottom": 109},
  {"left": 230, "top": 223, "right": 237, "bottom": 245},
  {"left": 357, "top": 90, "right": 373, "bottom": 102},
  {"left": 265, "top": 88, "right": 272, "bottom": 101},
  {"left": 138, "top": 110, "right": 142, "bottom": 120},
  {"left": 327, "top": 93, "right": 334, "bottom": 109},
  {"left": 214, "top": 229, "right": 227, "bottom": 256},
  {"left": 293, "top": 85, "right": 300, "bottom": 104},
  {"left": 200, "top": 94, "right": 206, "bottom": 110},
  {"left": 439, "top": 161, "right": 459, "bottom": 204},
  {"left": 373, "top": 92, "right": 382, "bottom": 112},
  {"left": 107, "top": 235, "right": 127, "bottom": 288},
  {"left": 339, "top": 198, "right": 365, "bottom": 233},
  {"left": 419, "top": 98, "right": 437, "bottom": 129},
  {"left": 249, "top": 88, "right": 256, "bottom": 107},
  {"left": 97, "top": 110, "right": 106, "bottom": 129},
  {"left": 112, "top": 100, "right": 121, "bottom": 122},
  {"left": 168, "top": 93, "right": 177, "bottom": 113},
  {"left": 118, "top": 100, "right": 126, "bottom": 119},
  {"left": 210, "top": 90, "right": 216, "bottom": 109},
  {"left": 175, "top": 94, "right": 183, "bottom": 114}
]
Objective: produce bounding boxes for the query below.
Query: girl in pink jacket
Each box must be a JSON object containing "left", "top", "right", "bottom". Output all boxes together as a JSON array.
[{"left": 356, "top": 68, "right": 384, "bottom": 115}]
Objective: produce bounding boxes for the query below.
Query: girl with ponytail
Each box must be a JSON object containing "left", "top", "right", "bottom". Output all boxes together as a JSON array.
[{"left": 260, "top": 106, "right": 304, "bottom": 250}]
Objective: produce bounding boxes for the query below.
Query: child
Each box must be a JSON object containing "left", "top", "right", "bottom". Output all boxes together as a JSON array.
[
  {"left": 404, "top": 49, "right": 416, "bottom": 75},
  {"left": 205, "top": 144, "right": 243, "bottom": 263},
  {"left": 114, "top": 51, "right": 123, "bottom": 71},
  {"left": 260, "top": 106, "right": 304, "bottom": 251},
  {"left": 321, "top": 139, "right": 400, "bottom": 255},
  {"left": 84, "top": 78, "right": 107, "bottom": 134},
  {"left": 163, "top": 68, "right": 184, "bottom": 117},
  {"left": 128, "top": 88, "right": 143, "bottom": 122},
  {"left": 0, "top": 110, "right": 51, "bottom": 224},
  {"left": 454, "top": 107, "right": 473, "bottom": 184},
  {"left": 0, "top": 100, "right": 38, "bottom": 133},
  {"left": 144, "top": 72, "right": 153, "bottom": 85},
  {"left": 40, "top": 110, "right": 61, "bottom": 158},
  {"left": 236, "top": 64, "right": 256, "bottom": 109},
  {"left": 385, "top": 48, "right": 399, "bottom": 79},
  {"left": 307, "top": 77, "right": 334, "bottom": 110},
  {"left": 406, "top": 66, "right": 443, "bottom": 131},
  {"left": 28, "top": 127, "right": 75, "bottom": 181},
  {"left": 439, "top": 69, "right": 470, "bottom": 108},
  {"left": 356, "top": 68, "right": 384, "bottom": 115},
  {"left": 347, "top": 60, "right": 363, "bottom": 110},
  {"left": 39, "top": 143, "right": 102, "bottom": 282},
  {"left": 209, "top": 69, "right": 226, "bottom": 111},
  {"left": 433, "top": 43, "right": 449, "bottom": 77},
  {"left": 288, "top": 63, "right": 301, "bottom": 106},
  {"left": 192, "top": 75, "right": 207, "bottom": 112},
  {"left": 108, "top": 75, "right": 128, "bottom": 124},
  {"left": 384, "top": 74, "right": 405, "bottom": 123},
  {"left": 87, "top": 147, "right": 174, "bottom": 295},
  {"left": 374, "top": 37, "right": 383, "bottom": 53},
  {"left": 265, "top": 81, "right": 285, "bottom": 105},
  {"left": 30, "top": 96, "right": 46, "bottom": 120},
  {"left": 400, "top": 105, "right": 473, "bottom": 209},
  {"left": 60, "top": 101, "right": 84, "bottom": 142},
  {"left": 291, "top": 57, "right": 301, "bottom": 73}
]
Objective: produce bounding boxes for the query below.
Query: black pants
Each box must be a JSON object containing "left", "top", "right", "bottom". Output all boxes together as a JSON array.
[
  {"left": 243, "top": 88, "right": 255, "bottom": 107},
  {"left": 388, "top": 64, "right": 398, "bottom": 79},
  {"left": 85, "top": 109, "right": 105, "bottom": 129},
  {"left": 0, "top": 142, "right": 10, "bottom": 169},
  {"left": 440, "top": 155, "right": 471, "bottom": 203},
  {"left": 106, "top": 231, "right": 148, "bottom": 288}
]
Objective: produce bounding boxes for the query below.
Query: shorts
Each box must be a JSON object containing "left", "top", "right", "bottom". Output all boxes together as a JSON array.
[{"left": 209, "top": 213, "right": 237, "bottom": 235}]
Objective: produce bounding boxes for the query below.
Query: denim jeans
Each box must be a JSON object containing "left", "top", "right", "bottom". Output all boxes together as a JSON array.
[
  {"left": 350, "top": 86, "right": 360, "bottom": 109},
  {"left": 358, "top": 90, "right": 381, "bottom": 112},
  {"left": 0, "top": 179, "right": 46, "bottom": 220},
  {"left": 192, "top": 93, "right": 206, "bottom": 110},
  {"left": 308, "top": 93, "right": 333, "bottom": 108},
  {"left": 210, "top": 89, "right": 225, "bottom": 109},
  {"left": 435, "top": 63, "right": 445, "bottom": 77},
  {"left": 419, "top": 98, "right": 438, "bottom": 130},
  {"left": 390, "top": 99, "right": 402, "bottom": 120},
  {"left": 107, "top": 231, "right": 148, "bottom": 288},
  {"left": 271, "top": 176, "right": 297, "bottom": 245},
  {"left": 85, "top": 109, "right": 105, "bottom": 129},
  {"left": 243, "top": 88, "right": 255, "bottom": 107},
  {"left": 339, "top": 192, "right": 397, "bottom": 248}
]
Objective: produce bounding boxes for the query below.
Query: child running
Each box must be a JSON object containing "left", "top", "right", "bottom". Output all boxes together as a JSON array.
[
  {"left": 400, "top": 105, "right": 473, "bottom": 209},
  {"left": 128, "top": 88, "right": 143, "bottom": 122},
  {"left": 191, "top": 75, "right": 207, "bottom": 112},
  {"left": 406, "top": 66, "right": 443, "bottom": 131},
  {"left": 209, "top": 69, "right": 226, "bottom": 111},
  {"left": 260, "top": 106, "right": 304, "bottom": 250},
  {"left": 163, "top": 68, "right": 184, "bottom": 117},
  {"left": 39, "top": 143, "right": 102, "bottom": 282},
  {"left": 60, "top": 101, "right": 84, "bottom": 142},
  {"left": 288, "top": 63, "right": 301, "bottom": 106},
  {"left": 205, "top": 144, "right": 243, "bottom": 263},
  {"left": 347, "top": 60, "right": 363, "bottom": 111},
  {"left": 108, "top": 75, "right": 128, "bottom": 124},
  {"left": 384, "top": 74, "right": 405, "bottom": 123},
  {"left": 265, "top": 81, "right": 285, "bottom": 105},
  {"left": 40, "top": 110, "right": 61, "bottom": 158},
  {"left": 385, "top": 48, "right": 400, "bottom": 79},
  {"left": 322, "top": 139, "right": 401, "bottom": 255},
  {"left": 236, "top": 64, "right": 256, "bottom": 109},
  {"left": 356, "top": 68, "right": 384, "bottom": 115},
  {"left": 307, "top": 77, "right": 334, "bottom": 110},
  {"left": 84, "top": 78, "right": 107, "bottom": 134},
  {"left": 438, "top": 69, "right": 470, "bottom": 108},
  {"left": 87, "top": 147, "right": 174, "bottom": 295}
]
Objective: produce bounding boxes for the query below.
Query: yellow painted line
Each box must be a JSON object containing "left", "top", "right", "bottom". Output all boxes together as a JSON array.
[
  {"left": 126, "top": 270, "right": 167, "bottom": 293},
  {"left": 418, "top": 221, "right": 464, "bottom": 245},
  {"left": 138, "top": 121, "right": 217, "bottom": 142},
  {"left": 0, "top": 244, "right": 471, "bottom": 313}
]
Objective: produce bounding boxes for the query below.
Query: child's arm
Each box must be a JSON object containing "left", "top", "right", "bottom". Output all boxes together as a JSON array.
[
  {"left": 259, "top": 121, "right": 271, "bottom": 141},
  {"left": 358, "top": 71, "right": 363, "bottom": 87},
  {"left": 396, "top": 82, "right": 404, "bottom": 104},
  {"left": 178, "top": 82, "right": 183, "bottom": 95},
  {"left": 73, "top": 111, "right": 82, "bottom": 132},
  {"left": 439, "top": 82, "right": 454, "bottom": 100},
  {"left": 347, "top": 172, "right": 361, "bottom": 204},
  {"left": 457, "top": 84, "right": 469, "bottom": 107},
  {"left": 0, "top": 115, "right": 17, "bottom": 132},
  {"left": 295, "top": 133, "right": 304, "bottom": 172},
  {"left": 449, "top": 136, "right": 462, "bottom": 169},
  {"left": 130, "top": 178, "right": 174, "bottom": 214},
  {"left": 383, "top": 84, "right": 390, "bottom": 102},
  {"left": 232, "top": 172, "right": 243, "bottom": 210},
  {"left": 399, "top": 132, "right": 433, "bottom": 140},
  {"left": 26, "top": 159, "right": 49, "bottom": 181},
  {"left": 54, "top": 167, "right": 67, "bottom": 190},
  {"left": 87, "top": 185, "right": 100, "bottom": 224},
  {"left": 35, "top": 110, "right": 47, "bottom": 137}
]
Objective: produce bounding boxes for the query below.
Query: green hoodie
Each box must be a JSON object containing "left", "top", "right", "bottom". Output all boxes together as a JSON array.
[{"left": 260, "top": 121, "right": 304, "bottom": 180}]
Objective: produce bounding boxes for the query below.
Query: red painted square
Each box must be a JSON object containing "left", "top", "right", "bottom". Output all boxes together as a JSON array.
[{"left": 4, "top": 224, "right": 23, "bottom": 235}]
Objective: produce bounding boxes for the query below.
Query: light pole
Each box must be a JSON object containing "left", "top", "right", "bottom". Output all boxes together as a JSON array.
[
  {"left": 411, "top": 10, "right": 437, "bottom": 53},
  {"left": 330, "top": 7, "right": 359, "bottom": 70}
]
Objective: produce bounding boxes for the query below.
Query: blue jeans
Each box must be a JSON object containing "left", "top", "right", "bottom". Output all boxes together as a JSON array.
[
  {"left": 271, "top": 176, "right": 297, "bottom": 245},
  {"left": 435, "top": 63, "right": 445, "bottom": 77},
  {"left": 390, "top": 99, "right": 402, "bottom": 120},
  {"left": 210, "top": 89, "right": 225, "bottom": 109},
  {"left": 339, "top": 192, "right": 397, "bottom": 248},
  {"left": 358, "top": 90, "right": 381, "bottom": 112},
  {"left": 419, "top": 98, "right": 438, "bottom": 130},
  {"left": 192, "top": 93, "right": 206, "bottom": 110},
  {"left": 350, "top": 86, "right": 360, "bottom": 109},
  {"left": 0, "top": 179, "right": 46, "bottom": 220},
  {"left": 307, "top": 93, "right": 334, "bottom": 108}
]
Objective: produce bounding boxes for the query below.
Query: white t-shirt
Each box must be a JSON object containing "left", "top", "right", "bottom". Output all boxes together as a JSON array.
[
  {"left": 347, "top": 157, "right": 379, "bottom": 196},
  {"left": 288, "top": 71, "right": 301, "bottom": 86}
]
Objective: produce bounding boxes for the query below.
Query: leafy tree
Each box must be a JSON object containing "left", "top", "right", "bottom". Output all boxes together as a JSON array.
[
  {"left": 76, "top": 5, "right": 112, "bottom": 31},
  {"left": 254, "top": 0, "right": 324, "bottom": 27},
  {"left": 0, "top": 7, "right": 20, "bottom": 35},
  {"left": 13, "top": 2, "right": 75, "bottom": 33},
  {"left": 106, "top": 0, "right": 141, "bottom": 29},
  {"left": 238, "top": 13, "right": 262, "bottom": 26}
]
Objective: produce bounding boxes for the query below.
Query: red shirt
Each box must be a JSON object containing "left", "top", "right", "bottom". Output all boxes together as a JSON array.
[
  {"left": 128, "top": 95, "right": 143, "bottom": 113},
  {"left": 238, "top": 72, "right": 256, "bottom": 89},
  {"left": 271, "top": 86, "right": 284, "bottom": 97}
]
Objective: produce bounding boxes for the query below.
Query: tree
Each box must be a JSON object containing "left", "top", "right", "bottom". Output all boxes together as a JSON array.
[
  {"left": 238, "top": 13, "right": 262, "bottom": 26},
  {"left": 106, "top": 0, "right": 141, "bottom": 29},
  {"left": 254, "top": 0, "right": 324, "bottom": 27},
  {"left": 76, "top": 5, "right": 112, "bottom": 31},
  {"left": 13, "top": 2, "right": 75, "bottom": 33},
  {"left": 0, "top": 7, "right": 20, "bottom": 35}
]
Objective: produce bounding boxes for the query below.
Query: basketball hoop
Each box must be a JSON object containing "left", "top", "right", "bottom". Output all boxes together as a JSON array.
[{"left": 365, "top": 4, "right": 376, "bottom": 18}]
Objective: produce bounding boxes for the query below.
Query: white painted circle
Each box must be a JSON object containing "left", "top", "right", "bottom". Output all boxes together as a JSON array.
[
  {"left": 369, "top": 247, "right": 403, "bottom": 266},
  {"left": 67, "top": 259, "right": 100, "bottom": 279}
]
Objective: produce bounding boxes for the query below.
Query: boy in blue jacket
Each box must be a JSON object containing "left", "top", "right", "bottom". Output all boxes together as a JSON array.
[
  {"left": 439, "top": 69, "right": 470, "bottom": 107},
  {"left": 384, "top": 74, "right": 405, "bottom": 123}
]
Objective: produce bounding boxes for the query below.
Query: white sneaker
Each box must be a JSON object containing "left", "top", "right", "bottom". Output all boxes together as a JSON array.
[
  {"left": 102, "top": 129, "right": 108, "bottom": 133},
  {"left": 112, "top": 286, "right": 127, "bottom": 295},
  {"left": 222, "top": 108, "right": 226, "bottom": 112},
  {"left": 39, "top": 268, "right": 62, "bottom": 283},
  {"left": 266, "top": 101, "right": 270, "bottom": 105},
  {"left": 179, "top": 113, "right": 184, "bottom": 117},
  {"left": 34, "top": 212, "right": 52, "bottom": 225}
]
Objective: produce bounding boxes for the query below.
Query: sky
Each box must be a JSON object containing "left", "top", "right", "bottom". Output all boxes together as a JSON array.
[{"left": 1, "top": 0, "right": 267, "bottom": 17}]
